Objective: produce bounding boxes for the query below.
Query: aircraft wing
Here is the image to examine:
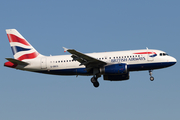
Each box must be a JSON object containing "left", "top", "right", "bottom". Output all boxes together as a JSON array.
[{"left": 63, "top": 47, "right": 107, "bottom": 71}]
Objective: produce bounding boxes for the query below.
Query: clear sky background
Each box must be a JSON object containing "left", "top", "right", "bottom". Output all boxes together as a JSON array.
[{"left": 0, "top": 0, "right": 179, "bottom": 120}]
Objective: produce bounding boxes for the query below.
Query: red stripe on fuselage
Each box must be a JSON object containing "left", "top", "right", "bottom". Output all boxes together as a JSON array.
[
  {"left": 7, "top": 34, "right": 30, "bottom": 46},
  {"left": 17, "top": 52, "right": 39, "bottom": 61},
  {"left": 134, "top": 52, "right": 156, "bottom": 54}
]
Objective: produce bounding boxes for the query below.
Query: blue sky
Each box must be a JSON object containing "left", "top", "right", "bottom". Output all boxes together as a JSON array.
[{"left": 0, "top": 0, "right": 179, "bottom": 120}]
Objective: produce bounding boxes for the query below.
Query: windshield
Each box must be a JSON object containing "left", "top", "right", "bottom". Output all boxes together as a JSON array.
[{"left": 160, "top": 53, "right": 169, "bottom": 56}]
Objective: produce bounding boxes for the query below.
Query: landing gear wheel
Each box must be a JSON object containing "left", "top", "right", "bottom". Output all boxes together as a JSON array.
[
  {"left": 91, "top": 77, "right": 97, "bottom": 83},
  {"left": 150, "top": 76, "right": 154, "bottom": 81},
  {"left": 93, "top": 82, "right": 99, "bottom": 88},
  {"left": 91, "top": 77, "right": 100, "bottom": 88}
]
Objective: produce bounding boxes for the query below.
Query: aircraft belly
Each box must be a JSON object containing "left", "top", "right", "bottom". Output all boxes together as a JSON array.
[
  {"left": 128, "top": 62, "right": 176, "bottom": 71},
  {"left": 35, "top": 67, "right": 93, "bottom": 75}
]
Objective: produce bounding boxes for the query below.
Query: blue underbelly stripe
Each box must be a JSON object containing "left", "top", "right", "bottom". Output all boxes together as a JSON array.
[{"left": 35, "top": 62, "right": 176, "bottom": 75}]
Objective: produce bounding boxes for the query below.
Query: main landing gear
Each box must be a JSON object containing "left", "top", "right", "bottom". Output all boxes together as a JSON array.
[
  {"left": 149, "top": 70, "right": 154, "bottom": 81},
  {"left": 91, "top": 77, "right": 99, "bottom": 88},
  {"left": 91, "top": 68, "right": 100, "bottom": 88}
]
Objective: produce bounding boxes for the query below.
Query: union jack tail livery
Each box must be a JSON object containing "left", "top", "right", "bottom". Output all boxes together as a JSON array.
[
  {"left": 6, "top": 29, "right": 42, "bottom": 61},
  {"left": 4, "top": 29, "right": 177, "bottom": 88}
]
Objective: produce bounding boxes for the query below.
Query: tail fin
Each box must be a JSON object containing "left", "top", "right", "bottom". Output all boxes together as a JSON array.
[{"left": 6, "top": 29, "right": 42, "bottom": 61}]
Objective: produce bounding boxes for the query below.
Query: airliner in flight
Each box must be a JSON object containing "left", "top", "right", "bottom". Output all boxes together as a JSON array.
[{"left": 4, "top": 29, "right": 177, "bottom": 87}]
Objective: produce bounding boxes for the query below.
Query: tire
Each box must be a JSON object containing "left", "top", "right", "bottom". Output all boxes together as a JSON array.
[
  {"left": 91, "top": 77, "right": 97, "bottom": 83},
  {"left": 93, "top": 82, "right": 99, "bottom": 88},
  {"left": 150, "top": 77, "right": 154, "bottom": 81}
]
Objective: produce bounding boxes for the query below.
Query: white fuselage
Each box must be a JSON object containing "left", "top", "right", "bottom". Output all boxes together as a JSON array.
[{"left": 17, "top": 49, "right": 176, "bottom": 76}]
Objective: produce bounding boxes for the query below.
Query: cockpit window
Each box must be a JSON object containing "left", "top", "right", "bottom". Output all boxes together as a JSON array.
[
  {"left": 164, "top": 53, "right": 168, "bottom": 56},
  {"left": 160, "top": 53, "right": 168, "bottom": 56}
]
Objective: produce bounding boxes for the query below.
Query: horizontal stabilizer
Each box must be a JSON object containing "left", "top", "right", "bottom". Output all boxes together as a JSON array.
[{"left": 5, "top": 58, "right": 29, "bottom": 65}]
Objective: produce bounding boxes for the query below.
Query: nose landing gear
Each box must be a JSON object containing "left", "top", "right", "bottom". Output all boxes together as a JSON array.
[{"left": 149, "top": 70, "right": 154, "bottom": 81}]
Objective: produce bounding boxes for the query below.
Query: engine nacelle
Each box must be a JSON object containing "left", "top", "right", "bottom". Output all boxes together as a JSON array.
[
  {"left": 103, "top": 72, "right": 129, "bottom": 81},
  {"left": 100, "top": 63, "right": 127, "bottom": 75}
]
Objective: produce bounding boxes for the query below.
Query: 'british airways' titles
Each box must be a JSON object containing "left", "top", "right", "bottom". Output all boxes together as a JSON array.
[{"left": 111, "top": 57, "right": 146, "bottom": 63}]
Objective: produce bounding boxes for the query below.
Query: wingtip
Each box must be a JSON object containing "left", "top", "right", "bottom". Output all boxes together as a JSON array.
[{"left": 63, "top": 47, "right": 68, "bottom": 52}]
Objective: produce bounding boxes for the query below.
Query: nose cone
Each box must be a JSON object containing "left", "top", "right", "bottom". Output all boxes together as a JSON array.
[
  {"left": 169, "top": 56, "right": 177, "bottom": 66},
  {"left": 171, "top": 57, "right": 177, "bottom": 62}
]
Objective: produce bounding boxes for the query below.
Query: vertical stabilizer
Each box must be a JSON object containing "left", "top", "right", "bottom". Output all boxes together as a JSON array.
[{"left": 6, "top": 29, "right": 43, "bottom": 61}]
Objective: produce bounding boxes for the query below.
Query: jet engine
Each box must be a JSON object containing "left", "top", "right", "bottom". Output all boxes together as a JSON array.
[
  {"left": 100, "top": 63, "right": 129, "bottom": 81},
  {"left": 100, "top": 63, "right": 128, "bottom": 75}
]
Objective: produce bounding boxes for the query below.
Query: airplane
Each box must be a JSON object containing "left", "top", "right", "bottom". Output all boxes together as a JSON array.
[{"left": 4, "top": 29, "right": 177, "bottom": 88}]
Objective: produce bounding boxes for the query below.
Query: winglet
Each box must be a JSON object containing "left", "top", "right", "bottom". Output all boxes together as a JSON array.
[{"left": 63, "top": 47, "right": 68, "bottom": 52}]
